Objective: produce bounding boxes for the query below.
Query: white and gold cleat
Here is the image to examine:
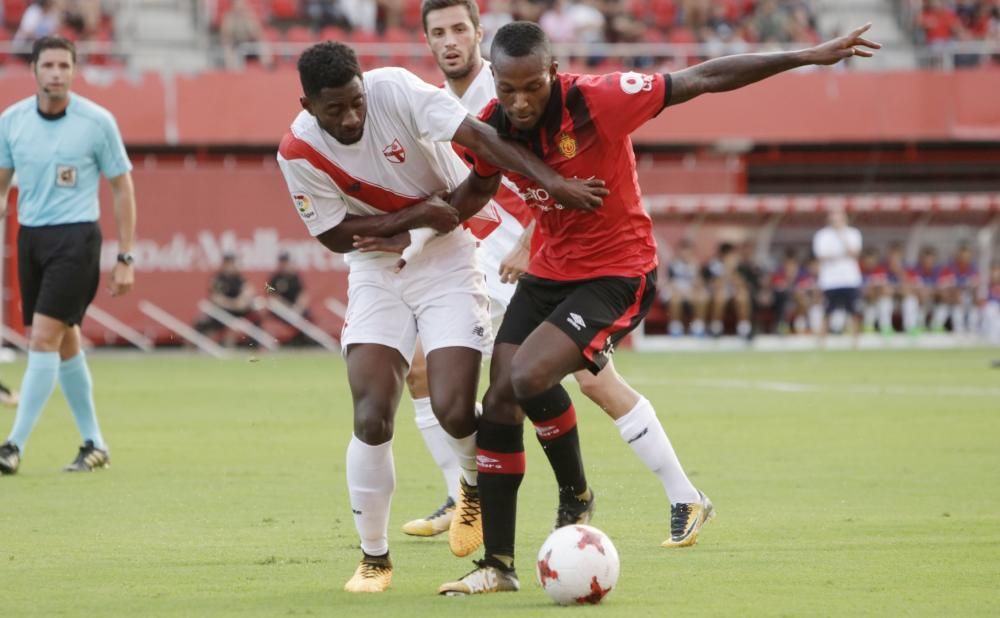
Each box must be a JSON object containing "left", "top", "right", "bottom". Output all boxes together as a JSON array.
[
  {"left": 343, "top": 552, "right": 393, "bottom": 593},
  {"left": 439, "top": 559, "right": 520, "bottom": 596},
  {"left": 661, "top": 490, "right": 715, "bottom": 548},
  {"left": 402, "top": 497, "right": 455, "bottom": 537}
]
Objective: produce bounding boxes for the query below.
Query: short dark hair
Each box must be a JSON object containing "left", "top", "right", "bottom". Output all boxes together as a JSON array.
[
  {"left": 491, "top": 21, "right": 551, "bottom": 64},
  {"left": 31, "top": 35, "right": 76, "bottom": 64},
  {"left": 297, "top": 41, "right": 362, "bottom": 99},
  {"left": 421, "top": 0, "right": 480, "bottom": 32}
]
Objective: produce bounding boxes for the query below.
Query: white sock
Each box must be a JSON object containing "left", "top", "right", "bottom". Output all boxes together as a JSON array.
[
  {"left": 710, "top": 320, "right": 723, "bottom": 335},
  {"left": 950, "top": 305, "right": 966, "bottom": 333},
  {"left": 413, "top": 397, "right": 460, "bottom": 500},
  {"left": 808, "top": 305, "right": 824, "bottom": 333},
  {"left": 736, "top": 320, "right": 751, "bottom": 337},
  {"left": 346, "top": 436, "right": 395, "bottom": 556},
  {"left": 863, "top": 304, "right": 877, "bottom": 330},
  {"left": 903, "top": 295, "right": 920, "bottom": 331},
  {"left": 443, "top": 430, "right": 478, "bottom": 487},
  {"left": 877, "top": 296, "right": 894, "bottom": 333},
  {"left": 690, "top": 319, "right": 705, "bottom": 336},
  {"left": 668, "top": 320, "right": 684, "bottom": 336},
  {"left": 613, "top": 398, "right": 699, "bottom": 505},
  {"left": 931, "top": 304, "right": 949, "bottom": 330}
]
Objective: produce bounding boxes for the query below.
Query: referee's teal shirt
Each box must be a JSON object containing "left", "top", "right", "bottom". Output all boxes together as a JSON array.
[{"left": 0, "top": 94, "right": 132, "bottom": 227}]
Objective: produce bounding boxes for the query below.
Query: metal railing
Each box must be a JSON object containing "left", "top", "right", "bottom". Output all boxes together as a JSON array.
[{"left": 3, "top": 39, "right": 1000, "bottom": 73}]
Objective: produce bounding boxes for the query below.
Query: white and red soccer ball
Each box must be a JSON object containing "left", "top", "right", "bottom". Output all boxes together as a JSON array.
[{"left": 536, "top": 524, "right": 620, "bottom": 605}]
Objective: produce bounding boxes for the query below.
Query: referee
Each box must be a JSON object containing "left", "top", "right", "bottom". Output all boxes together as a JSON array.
[{"left": 0, "top": 36, "right": 136, "bottom": 475}]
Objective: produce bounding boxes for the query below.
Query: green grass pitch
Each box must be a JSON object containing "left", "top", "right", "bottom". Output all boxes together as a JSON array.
[{"left": 2, "top": 348, "right": 998, "bottom": 617}]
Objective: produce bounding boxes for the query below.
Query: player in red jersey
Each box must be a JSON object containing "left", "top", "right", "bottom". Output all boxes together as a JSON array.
[{"left": 433, "top": 21, "right": 881, "bottom": 594}]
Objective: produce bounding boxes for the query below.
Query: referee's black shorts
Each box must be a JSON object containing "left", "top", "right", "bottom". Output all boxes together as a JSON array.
[
  {"left": 495, "top": 269, "right": 657, "bottom": 374},
  {"left": 18, "top": 221, "right": 102, "bottom": 327}
]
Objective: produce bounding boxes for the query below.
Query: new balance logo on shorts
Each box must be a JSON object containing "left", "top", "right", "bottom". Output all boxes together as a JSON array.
[
  {"left": 472, "top": 325, "right": 485, "bottom": 337},
  {"left": 567, "top": 313, "right": 586, "bottom": 331}
]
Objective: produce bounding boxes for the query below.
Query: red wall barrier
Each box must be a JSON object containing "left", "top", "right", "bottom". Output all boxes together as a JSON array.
[{"left": 3, "top": 66, "right": 999, "bottom": 145}]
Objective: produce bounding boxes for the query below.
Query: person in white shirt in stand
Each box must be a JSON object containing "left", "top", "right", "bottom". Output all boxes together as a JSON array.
[
  {"left": 812, "top": 207, "right": 863, "bottom": 343},
  {"left": 398, "top": 0, "right": 713, "bottom": 555},
  {"left": 275, "top": 41, "right": 605, "bottom": 594}
]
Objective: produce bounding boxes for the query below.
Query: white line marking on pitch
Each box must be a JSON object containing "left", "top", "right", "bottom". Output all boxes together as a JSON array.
[{"left": 627, "top": 377, "right": 1000, "bottom": 399}]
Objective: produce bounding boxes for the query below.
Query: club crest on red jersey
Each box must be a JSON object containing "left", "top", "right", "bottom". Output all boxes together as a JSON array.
[
  {"left": 382, "top": 139, "right": 406, "bottom": 164},
  {"left": 558, "top": 132, "right": 577, "bottom": 159}
]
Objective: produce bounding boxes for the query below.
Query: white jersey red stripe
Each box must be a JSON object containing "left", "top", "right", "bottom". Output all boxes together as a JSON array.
[{"left": 277, "top": 66, "right": 483, "bottom": 270}]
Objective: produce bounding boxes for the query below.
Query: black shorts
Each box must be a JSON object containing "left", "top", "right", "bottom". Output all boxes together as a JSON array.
[
  {"left": 823, "top": 287, "right": 862, "bottom": 316},
  {"left": 18, "top": 222, "right": 102, "bottom": 327},
  {"left": 496, "top": 269, "right": 657, "bottom": 374}
]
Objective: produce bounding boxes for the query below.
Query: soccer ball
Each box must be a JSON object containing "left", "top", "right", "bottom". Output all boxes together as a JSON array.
[{"left": 536, "top": 524, "right": 620, "bottom": 605}]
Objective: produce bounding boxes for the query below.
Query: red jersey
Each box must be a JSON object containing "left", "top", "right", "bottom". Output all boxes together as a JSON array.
[{"left": 471, "top": 71, "right": 667, "bottom": 281}]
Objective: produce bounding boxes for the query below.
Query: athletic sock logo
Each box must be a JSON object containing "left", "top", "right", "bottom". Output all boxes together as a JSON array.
[{"left": 626, "top": 427, "right": 648, "bottom": 444}]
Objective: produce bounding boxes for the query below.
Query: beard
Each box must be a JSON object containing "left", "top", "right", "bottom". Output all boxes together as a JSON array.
[{"left": 442, "top": 56, "right": 477, "bottom": 81}]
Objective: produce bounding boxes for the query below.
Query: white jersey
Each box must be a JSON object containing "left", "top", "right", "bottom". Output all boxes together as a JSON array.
[
  {"left": 445, "top": 60, "right": 529, "bottom": 309},
  {"left": 277, "top": 67, "right": 477, "bottom": 272},
  {"left": 813, "top": 225, "right": 863, "bottom": 290}
]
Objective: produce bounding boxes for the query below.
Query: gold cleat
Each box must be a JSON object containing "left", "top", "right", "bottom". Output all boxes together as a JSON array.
[
  {"left": 343, "top": 553, "right": 393, "bottom": 593},
  {"left": 661, "top": 490, "right": 715, "bottom": 548},
  {"left": 449, "top": 478, "right": 483, "bottom": 557},
  {"left": 402, "top": 497, "right": 455, "bottom": 537},
  {"left": 439, "top": 559, "right": 520, "bottom": 596}
]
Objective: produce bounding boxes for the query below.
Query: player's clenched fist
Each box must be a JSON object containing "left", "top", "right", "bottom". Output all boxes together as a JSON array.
[{"left": 412, "top": 192, "right": 460, "bottom": 233}]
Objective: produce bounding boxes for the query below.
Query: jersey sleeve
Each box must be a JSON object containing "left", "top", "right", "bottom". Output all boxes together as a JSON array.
[
  {"left": 576, "top": 72, "right": 669, "bottom": 140},
  {"left": 0, "top": 113, "right": 13, "bottom": 169},
  {"left": 277, "top": 153, "right": 349, "bottom": 237},
  {"left": 95, "top": 111, "right": 133, "bottom": 178},
  {"left": 389, "top": 69, "right": 469, "bottom": 142}
]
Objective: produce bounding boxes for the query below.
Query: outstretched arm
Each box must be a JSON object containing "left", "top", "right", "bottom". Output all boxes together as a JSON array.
[
  {"left": 317, "top": 195, "right": 458, "bottom": 253},
  {"left": 668, "top": 23, "right": 881, "bottom": 106}
]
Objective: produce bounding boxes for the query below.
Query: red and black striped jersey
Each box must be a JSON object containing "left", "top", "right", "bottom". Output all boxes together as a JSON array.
[{"left": 470, "top": 71, "right": 670, "bottom": 281}]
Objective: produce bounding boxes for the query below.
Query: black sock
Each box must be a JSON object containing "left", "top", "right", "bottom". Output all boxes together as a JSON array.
[
  {"left": 518, "top": 385, "right": 588, "bottom": 495},
  {"left": 477, "top": 419, "right": 524, "bottom": 564}
]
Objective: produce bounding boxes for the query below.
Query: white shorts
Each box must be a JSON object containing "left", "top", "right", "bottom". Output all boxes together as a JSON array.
[
  {"left": 342, "top": 240, "right": 492, "bottom": 365},
  {"left": 477, "top": 215, "right": 521, "bottom": 331}
]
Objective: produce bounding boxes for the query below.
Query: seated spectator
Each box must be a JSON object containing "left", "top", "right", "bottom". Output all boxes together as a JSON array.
[
  {"left": 920, "top": 0, "right": 966, "bottom": 47},
  {"left": 771, "top": 247, "right": 803, "bottom": 334},
  {"left": 63, "top": 0, "right": 100, "bottom": 35},
  {"left": 750, "top": 0, "right": 788, "bottom": 44},
  {"left": 305, "top": 0, "right": 353, "bottom": 31},
  {"left": 737, "top": 239, "right": 770, "bottom": 335},
  {"left": 981, "top": 263, "right": 1000, "bottom": 343},
  {"left": 13, "top": 0, "right": 63, "bottom": 48},
  {"left": 943, "top": 243, "right": 979, "bottom": 333},
  {"left": 909, "top": 246, "right": 950, "bottom": 332},
  {"left": 480, "top": 0, "right": 515, "bottom": 51},
  {"left": 266, "top": 251, "right": 313, "bottom": 344},
  {"left": 664, "top": 238, "right": 708, "bottom": 336},
  {"left": 193, "top": 253, "right": 260, "bottom": 347},
  {"left": 220, "top": 0, "right": 272, "bottom": 69},
  {"left": 793, "top": 256, "right": 824, "bottom": 334},
  {"left": 860, "top": 246, "right": 893, "bottom": 334},
  {"left": 702, "top": 241, "right": 752, "bottom": 338}
]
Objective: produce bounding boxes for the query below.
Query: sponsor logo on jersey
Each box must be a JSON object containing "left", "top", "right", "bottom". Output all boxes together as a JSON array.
[
  {"left": 619, "top": 72, "right": 654, "bottom": 95},
  {"left": 382, "top": 139, "right": 406, "bottom": 164},
  {"left": 558, "top": 132, "right": 577, "bottom": 159},
  {"left": 292, "top": 193, "right": 316, "bottom": 220},
  {"left": 56, "top": 165, "right": 78, "bottom": 187}
]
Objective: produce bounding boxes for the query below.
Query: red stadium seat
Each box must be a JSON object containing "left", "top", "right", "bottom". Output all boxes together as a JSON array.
[
  {"left": 269, "top": 0, "right": 298, "bottom": 21},
  {"left": 3, "top": 0, "right": 27, "bottom": 29},
  {"left": 319, "top": 25, "right": 349, "bottom": 43},
  {"left": 285, "top": 25, "right": 314, "bottom": 44}
]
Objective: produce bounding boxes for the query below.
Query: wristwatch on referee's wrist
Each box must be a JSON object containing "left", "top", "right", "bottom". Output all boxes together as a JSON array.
[{"left": 117, "top": 252, "right": 135, "bottom": 266}]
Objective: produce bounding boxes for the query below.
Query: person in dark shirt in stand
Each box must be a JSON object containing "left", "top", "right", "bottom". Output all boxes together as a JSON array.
[
  {"left": 266, "top": 251, "right": 312, "bottom": 344},
  {"left": 193, "top": 253, "right": 259, "bottom": 347}
]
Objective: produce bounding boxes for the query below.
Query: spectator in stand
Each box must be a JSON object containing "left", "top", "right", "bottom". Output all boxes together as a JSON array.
[
  {"left": 480, "top": 0, "right": 515, "bottom": 52},
  {"left": 703, "top": 241, "right": 752, "bottom": 338},
  {"left": 909, "top": 246, "right": 952, "bottom": 332},
  {"left": 602, "top": 0, "right": 651, "bottom": 67},
  {"left": 982, "top": 263, "right": 1000, "bottom": 343},
  {"left": 736, "top": 239, "right": 769, "bottom": 336},
  {"left": 944, "top": 243, "right": 979, "bottom": 334},
  {"left": 63, "top": 0, "right": 100, "bottom": 36},
  {"left": 220, "top": 0, "right": 272, "bottom": 69},
  {"left": 266, "top": 251, "right": 313, "bottom": 344},
  {"left": 920, "top": 0, "right": 966, "bottom": 46},
  {"left": 860, "top": 246, "right": 892, "bottom": 334},
  {"left": 812, "top": 208, "right": 863, "bottom": 342},
  {"left": 509, "top": 0, "right": 547, "bottom": 23},
  {"left": 664, "top": 238, "right": 708, "bottom": 337},
  {"left": 771, "top": 247, "right": 803, "bottom": 334},
  {"left": 13, "top": 0, "right": 63, "bottom": 49},
  {"left": 751, "top": 0, "right": 788, "bottom": 44},
  {"left": 305, "top": 0, "right": 354, "bottom": 30},
  {"left": 794, "top": 255, "right": 824, "bottom": 334},
  {"left": 193, "top": 253, "right": 260, "bottom": 347},
  {"left": 884, "top": 241, "right": 920, "bottom": 334}
]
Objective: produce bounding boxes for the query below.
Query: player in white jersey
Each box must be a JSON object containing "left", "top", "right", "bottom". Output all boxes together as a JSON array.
[
  {"left": 395, "top": 0, "right": 715, "bottom": 554},
  {"left": 276, "top": 41, "right": 606, "bottom": 593}
]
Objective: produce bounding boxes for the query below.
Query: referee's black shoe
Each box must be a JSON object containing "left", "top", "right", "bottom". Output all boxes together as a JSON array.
[
  {"left": 63, "top": 440, "right": 110, "bottom": 472},
  {"left": 554, "top": 486, "right": 595, "bottom": 529},
  {"left": 0, "top": 441, "right": 20, "bottom": 475}
]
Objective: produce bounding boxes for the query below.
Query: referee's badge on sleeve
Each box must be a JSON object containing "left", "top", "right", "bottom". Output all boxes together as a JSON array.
[
  {"left": 56, "top": 165, "right": 78, "bottom": 187},
  {"left": 292, "top": 193, "right": 316, "bottom": 221}
]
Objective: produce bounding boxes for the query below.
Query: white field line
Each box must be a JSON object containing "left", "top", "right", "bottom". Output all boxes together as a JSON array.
[{"left": 626, "top": 377, "right": 1000, "bottom": 399}]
